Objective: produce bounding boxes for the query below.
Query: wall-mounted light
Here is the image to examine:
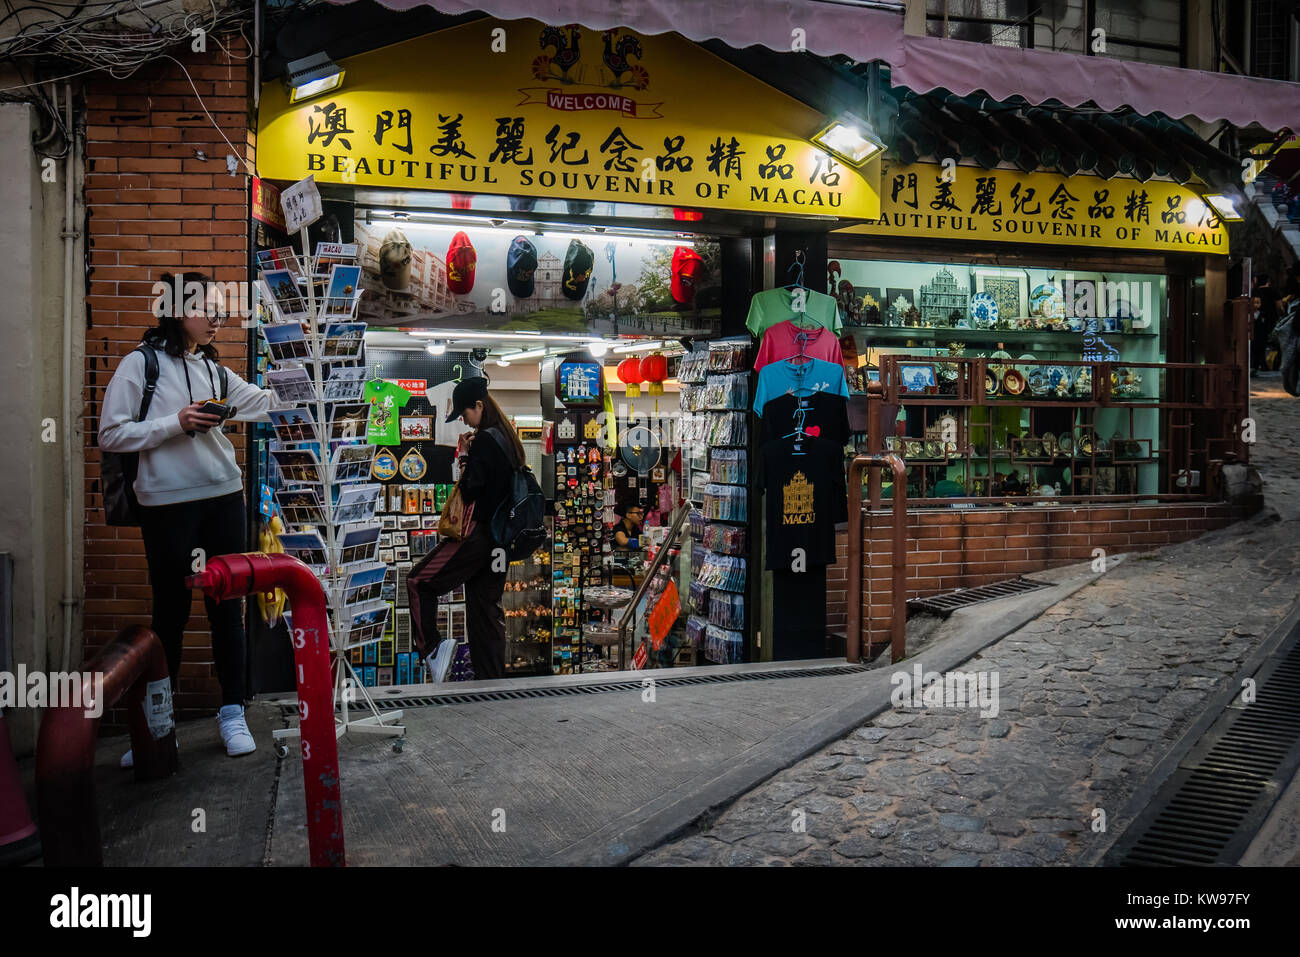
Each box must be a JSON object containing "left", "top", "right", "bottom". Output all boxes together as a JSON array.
[
  {"left": 495, "top": 358, "right": 510, "bottom": 368},
  {"left": 502, "top": 348, "right": 548, "bottom": 362},
  {"left": 1203, "top": 193, "right": 1244, "bottom": 222},
  {"left": 811, "top": 114, "right": 884, "bottom": 167},
  {"left": 286, "top": 53, "right": 345, "bottom": 104},
  {"left": 425, "top": 341, "right": 446, "bottom": 356},
  {"left": 587, "top": 340, "right": 609, "bottom": 358}
]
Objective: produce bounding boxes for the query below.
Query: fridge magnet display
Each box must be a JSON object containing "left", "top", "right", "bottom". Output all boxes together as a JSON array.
[
  {"left": 399, "top": 416, "right": 433, "bottom": 441},
  {"left": 323, "top": 264, "right": 364, "bottom": 318},
  {"left": 271, "top": 448, "right": 324, "bottom": 485},
  {"left": 320, "top": 322, "right": 366, "bottom": 359},
  {"left": 268, "top": 407, "right": 319, "bottom": 444},
  {"left": 397, "top": 515, "right": 422, "bottom": 531},
  {"left": 262, "top": 321, "right": 311, "bottom": 362},
  {"left": 392, "top": 531, "right": 408, "bottom": 547},
  {"left": 398, "top": 447, "right": 427, "bottom": 480},
  {"left": 275, "top": 488, "right": 326, "bottom": 527},
  {"left": 331, "top": 443, "right": 379, "bottom": 484},
  {"left": 394, "top": 546, "right": 411, "bottom": 562},
  {"left": 379, "top": 548, "right": 395, "bottom": 564},
  {"left": 421, "top": 514, "right": 438, "bottom": 529},
  {"left": 380, "top": 514, "right": 397, "bottom": 530},
  {"left": 898, "top": 364, "right": 937, "bottom": 393},
  {"left": 371, "top": 447, "right": 399, "bottom": 481}
]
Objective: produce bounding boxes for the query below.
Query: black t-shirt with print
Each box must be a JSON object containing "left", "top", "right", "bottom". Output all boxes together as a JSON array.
[
  {"left": 758, "top": 390, "right": 850, "bottom": 446},
  {"left": 759, "top": 435, "right": 846, "bottom": 570}
]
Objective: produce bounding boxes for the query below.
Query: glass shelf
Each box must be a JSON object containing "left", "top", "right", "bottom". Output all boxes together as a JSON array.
[{"left": 852, "top": 326, "right": 1158, "bottom": 344}]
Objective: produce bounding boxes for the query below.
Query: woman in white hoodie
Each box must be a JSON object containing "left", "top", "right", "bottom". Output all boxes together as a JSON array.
[{"left": 99, "top": 272, "right": 277, "bottom": 762}]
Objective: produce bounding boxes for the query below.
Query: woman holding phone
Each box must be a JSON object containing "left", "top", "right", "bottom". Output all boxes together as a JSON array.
[{"left": 99, "top": 271, "right": 279, "bottom": 765}]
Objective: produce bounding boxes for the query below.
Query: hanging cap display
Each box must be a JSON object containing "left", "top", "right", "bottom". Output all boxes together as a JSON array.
[
  {"left": 446, "top": 231, "right": 477, "bottom": 295},
  {"left": 562, "top": 239, "right": 595, "bottom": 300},
  {"left": 671, "top": 246, "right": 705, "bottom": 305},
  {"left": 506, "top": 235, "right": 538, "bottom": 297},
  {"left": 444, "top": 376, "right": 489, "bottom": 423}
]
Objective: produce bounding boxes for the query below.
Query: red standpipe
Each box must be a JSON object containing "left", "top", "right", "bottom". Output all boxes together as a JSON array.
[
  {"left": 35, "top": 624, "right": 179, "bottom": 866},
  {"left": 186, "top": 552, "right": 344, "bottom": 867}
]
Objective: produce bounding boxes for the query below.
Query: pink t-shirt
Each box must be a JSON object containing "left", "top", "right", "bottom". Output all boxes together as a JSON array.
[{"left": 754, "top": 320, "right": 845, "bottom": 370}]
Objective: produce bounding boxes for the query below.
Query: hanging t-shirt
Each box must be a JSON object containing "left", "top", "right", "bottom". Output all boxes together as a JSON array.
[
  {"left": 745, "top": 287, "right": 842, "bottom": 338},
  {"left": 363, "top": 379, "right": 411, "bottom": 446},
  {"left": 755, "top": 320, "right": 845, "bottom": 370},
  {"left": 753, "top": 357, "right": 849, "bottom": 418},
  {"left": 759, "top": 435, "right": 846, "bottom": 570},
  {"left": 758, "top": 390, "right": 850, "bottom": 447},
  {"left": 426, "top": 378, "right": 476, "bottom": 448}
]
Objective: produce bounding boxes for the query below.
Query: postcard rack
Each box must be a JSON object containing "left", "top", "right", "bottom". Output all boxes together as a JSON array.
[{"left": 257, "top": 242, "right": 405, "bottom": 749}]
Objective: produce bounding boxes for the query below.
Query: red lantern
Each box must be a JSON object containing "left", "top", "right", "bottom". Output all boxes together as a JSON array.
[
  {"left": 641, "top": 352, "right": 668, "bottom": 396},
  {"left": 616, "top": 357, "right": 643, "bottom": 398}
]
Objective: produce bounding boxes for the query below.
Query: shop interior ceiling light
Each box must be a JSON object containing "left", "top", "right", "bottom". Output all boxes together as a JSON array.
[
  {"left": 286, "top": 52, "right": 345, "bottom": 104},
  {"left": 366, "top": 210, "right": 694, "bottom": 248},
  {"left": 495, "top": 358, "right": 510, "bottom": 367},
  {"left": 811, "top": 114, "right": 885, "bottom": 167},
  {"left": 587, "top": 340, "right": 610, "bottom": 357},
  {"left": 613, "top": 340, "right": 664, "bottom": 354},
  {"left": 425, "top": 341, "right": 446, "bottom": 355},
  {"left": 503, "top": 348, "right": 548, "bottom": 362}
]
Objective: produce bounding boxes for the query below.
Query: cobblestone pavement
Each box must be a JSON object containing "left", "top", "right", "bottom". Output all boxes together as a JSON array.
[{"left": 636, "top": 385, "right": 1300, "bottom": 866}]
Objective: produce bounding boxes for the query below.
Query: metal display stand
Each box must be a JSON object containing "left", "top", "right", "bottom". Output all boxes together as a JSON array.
[{"left": 266, "top": 233, "right": 404, "bottom": 755}]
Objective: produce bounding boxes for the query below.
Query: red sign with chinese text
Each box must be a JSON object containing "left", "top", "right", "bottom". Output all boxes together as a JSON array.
[{"left": 647, "top": 580, "right": 680, "bottom": 651}]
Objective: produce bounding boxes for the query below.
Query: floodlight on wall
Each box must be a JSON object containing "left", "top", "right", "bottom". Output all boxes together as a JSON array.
[
  {"left": 286, "top": 52, "right": 345, "bottom": 104},
  {"left": 1203, "top": 193, "right": 1244, "bottom": 222},
  {"left": 811, "top": 114, "right": 884, "bottom": 167}
]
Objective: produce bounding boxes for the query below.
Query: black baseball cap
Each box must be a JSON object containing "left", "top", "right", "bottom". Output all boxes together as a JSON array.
[
  {"left": 562, "top": 239, "right": 595, "bottom": 300},
  {"left": 507, "top": 235, "right": 538, "bottom": 297},
  {"left": 444, "top": 376, "right": 489, "bottom": 423}
]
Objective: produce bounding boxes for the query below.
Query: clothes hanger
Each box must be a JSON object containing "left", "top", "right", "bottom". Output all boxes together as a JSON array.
[
  {"left": 452, "top": 363, "right": 463, "bottom": 383},
  {"left": 782, "top": 251, "right": 820, "bottom": 332}
]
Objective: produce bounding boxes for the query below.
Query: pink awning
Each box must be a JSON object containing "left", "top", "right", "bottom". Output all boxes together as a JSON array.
[
  {"left": 892, "top": 34, "right": 1300, "bottom": 132},
  {"left": 326, "top": 0, "right": 906, "bottom": 64}
]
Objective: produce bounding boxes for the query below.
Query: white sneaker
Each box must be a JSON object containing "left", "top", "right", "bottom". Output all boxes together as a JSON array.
[
  {"left": 120, "top": 738, "right": 179, "bottom": 770},
  {"left": 217, "top": 704, "right": 256, "bottom": 757},
  {"left": 426, "top": 640, "right": 456, "bottom": 683}
]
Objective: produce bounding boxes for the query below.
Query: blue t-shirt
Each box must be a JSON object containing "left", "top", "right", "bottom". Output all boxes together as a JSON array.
[{"left": 753, "top": 357, "right": 849, "bottom": 417}]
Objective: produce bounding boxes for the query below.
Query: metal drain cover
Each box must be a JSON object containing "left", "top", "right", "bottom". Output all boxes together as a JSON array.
[{"left": 907, "top": 577, "right": 1051, "bottom": 617}]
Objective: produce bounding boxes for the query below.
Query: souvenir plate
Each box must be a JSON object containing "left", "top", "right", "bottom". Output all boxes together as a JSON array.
[
  {"left": 969, "top": 292, "right": 999, "bottom": 328},
  {"left": 1057, "top": 433, "right": 1073, "bottom": 456},
  {"left": 1047, "top": 365, "right": 1070, "bottom": 391},
  {"left": 1017, "top": 353, "right": 1037, "bottom": 375},
  {"left": 1041, "top": 432, "right": 1057, "bottom": 455},
  {"left": 985, "top": 371, "right": 999, "bottom": 396},
  {"left": 1077, "top": 433, "right": 1094, "bottom": 455},
  {"left": 1029, "top": 283, "right": 1065, "bottom": 319},
  {"left": 1027, "top": 368, "right": 1049, "bottom": 395},
  {"left": 905, "top": 439, "right": 923, "bottom": 458},
  {"left": 925, "top": 440, "right": 943, "bottom": 459},
  {"left": 1002, "top": 369, "right": 1027, "bottom": 395},
  {"left": 1023, "top": 438, "right": 1043, "bottom": 458}
]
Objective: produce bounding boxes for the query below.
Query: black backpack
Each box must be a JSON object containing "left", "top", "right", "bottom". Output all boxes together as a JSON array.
[
  {"left": 484, "top": 427, "right": 547, "bottom": 561},
  {"left": 100, "top": 345, "right": 226, "bottom": 526}
]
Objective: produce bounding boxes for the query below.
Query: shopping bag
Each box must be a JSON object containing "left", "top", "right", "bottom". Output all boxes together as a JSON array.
[{"left": 436, "top": 482, "right": 476, "bottom": 540}]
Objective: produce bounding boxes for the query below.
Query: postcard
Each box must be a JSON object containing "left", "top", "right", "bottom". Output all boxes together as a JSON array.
[
  {"left": 259, "top": 270, "right": 309, "bottom": 320},
  {"left": 320, "top": 322, "right": 366, "bottom": 360},
  {"left": 323, "top": 265, "right": 363, "bottom": 318},
  {"left": 266, "top": 366, "right": 317, "bottom": 404},
  {"left": 332, "top": 483, "right": 383, "bottom": 526},
  {"left": 274, "top": 487, "right": 325, "bottom": 527},
  {"left": 271, "top": 448, "right": 323, "bottom": 486}
]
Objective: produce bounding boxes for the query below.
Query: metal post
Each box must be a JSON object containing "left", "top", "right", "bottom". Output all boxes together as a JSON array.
[{"left": 846, "top": 454, "right": 908, "bottom": 665}]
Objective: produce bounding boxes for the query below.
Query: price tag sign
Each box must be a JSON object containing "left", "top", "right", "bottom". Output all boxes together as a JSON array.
[{"left": 281, "top": 175, "right": 323, "bottom": 233}]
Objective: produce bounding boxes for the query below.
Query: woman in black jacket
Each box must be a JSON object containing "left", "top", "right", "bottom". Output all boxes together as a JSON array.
[{"left": 407, "top": 377, "right": 525, "bottom": 682}]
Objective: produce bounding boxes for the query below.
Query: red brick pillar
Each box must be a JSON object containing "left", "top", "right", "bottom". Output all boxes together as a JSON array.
[{"left": 82, "top": 38, "right": 253, "bottom": 719}]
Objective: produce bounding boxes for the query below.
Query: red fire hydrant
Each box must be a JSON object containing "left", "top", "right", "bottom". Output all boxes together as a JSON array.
[{"left": 187, "top": 552, "right": 344, "bottom": 867}]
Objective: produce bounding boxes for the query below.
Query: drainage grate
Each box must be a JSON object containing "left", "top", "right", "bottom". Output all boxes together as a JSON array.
[
  {"left": 1105, "top": 631, "right": 1300, "bottom": 867},
  {"left": 907, "top": 577, "right": 1051, "bottom": 617},
  {"left": 312, "top": 663, "right": 873, "bottom": 712}
]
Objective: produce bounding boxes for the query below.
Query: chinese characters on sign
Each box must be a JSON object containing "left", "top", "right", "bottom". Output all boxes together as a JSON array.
[
  {"left": 257, "top": 19, "right": 880, "bottom": 218},
  {"left": 846, "top": 162, "right": 1228, "bottom": 254}
]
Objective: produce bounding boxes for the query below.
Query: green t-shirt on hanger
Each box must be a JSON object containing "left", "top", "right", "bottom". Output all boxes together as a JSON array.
[
  {"left": 745, "top": 287, "right": 843, "bottom": 337},
  {"left": 363, "top": 379, "right": 412, "bottom": 446}
]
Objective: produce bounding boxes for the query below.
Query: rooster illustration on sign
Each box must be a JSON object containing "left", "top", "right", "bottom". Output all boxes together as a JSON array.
[
  {"left": 601, "top": 29, "right": 648, "bottom": 89},
  {"left": 534, "top": 24, "right": 583, "bottom": 82}
]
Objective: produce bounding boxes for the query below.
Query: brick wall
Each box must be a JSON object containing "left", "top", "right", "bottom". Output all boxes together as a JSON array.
[
  {"left": 825, "top": 503, "right": 1251, "bottom": 652},
  {"left": 82, "top": 39, "right": 252, "bottom": 719}
]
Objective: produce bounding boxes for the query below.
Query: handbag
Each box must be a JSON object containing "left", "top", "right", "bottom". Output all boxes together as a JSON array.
[{"left": 436, "top": 481, "right": 476, "bottom": 540}]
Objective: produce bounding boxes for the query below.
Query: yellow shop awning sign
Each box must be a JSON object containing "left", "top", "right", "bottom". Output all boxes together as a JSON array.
[
  {"left": 838, "top": 162, "right": 1227, "bottom": 254},
  {"left": 257, "top": 19, "right": 879, "bottom": 218}
]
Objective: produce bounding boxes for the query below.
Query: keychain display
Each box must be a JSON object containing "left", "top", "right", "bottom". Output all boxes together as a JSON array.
[
  {"left": 702, "top": 523, "right": 746, "bottom": 555},
  {"left": 703, "top": 484, "right": 748, "bottom": 522},
  {"left": 708, "top": 591, "right": 746, "bottom": 630},
  {"left": 709, "top": 449, "right": 748, "bottom": 484},
  {"left": 696, "top": 551, "right": 747, "bottom": 592}
]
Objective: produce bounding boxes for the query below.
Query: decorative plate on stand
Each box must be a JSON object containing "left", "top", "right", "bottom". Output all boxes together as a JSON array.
[{"left": 969, "top": 293, "right": 999, "bottom": 329}]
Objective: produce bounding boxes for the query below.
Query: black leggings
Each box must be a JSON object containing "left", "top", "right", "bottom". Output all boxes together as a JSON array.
[
  {"left": 138, "top": 491, "right": 247, "bottom": 705},
  {"left": 407, "top": 526, "right": 507, "bottom": 681}
]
